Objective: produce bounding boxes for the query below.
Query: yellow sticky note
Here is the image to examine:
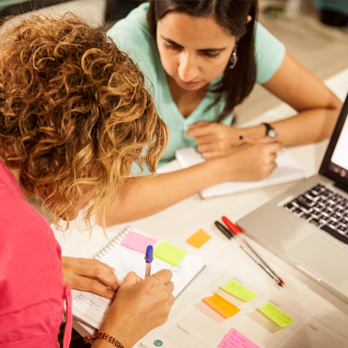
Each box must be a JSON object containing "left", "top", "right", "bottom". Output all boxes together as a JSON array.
[
  {"left": 187, "top": 229, "right": 211, "bottom": 248},
  {"left": 258, "top": 302, "right": 294, "bottom": 327},
  {"left": 203, "top": 294, "right": 240, "bottom": 318},
  {"left": 220, "top": 280, "right": 257, "bottom": 302},
  {"left": 154, "top": 242, "right": 187, "bottom": 266}
]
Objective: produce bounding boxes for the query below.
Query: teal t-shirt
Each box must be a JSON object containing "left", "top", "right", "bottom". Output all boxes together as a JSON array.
[{"left": 107, "top": 3, "right": 286, "bottom": 173}]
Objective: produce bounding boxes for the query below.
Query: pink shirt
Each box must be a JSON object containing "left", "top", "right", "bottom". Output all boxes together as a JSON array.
[{"left": 0, "top": 159, "right": 72, "bottom": 347}]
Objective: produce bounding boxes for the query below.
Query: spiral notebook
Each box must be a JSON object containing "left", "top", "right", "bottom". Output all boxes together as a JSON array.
[
  {"left": 71, "top": 226, "right": 205, "bottom": 329},
  {"left": 175, "top": 147, "right": 305, "bottom": 198}
]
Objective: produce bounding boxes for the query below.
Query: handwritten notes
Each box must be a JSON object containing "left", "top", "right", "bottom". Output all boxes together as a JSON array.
[
  {"left": 154, "top": 242, "right": 187, "bottom": 266},
  {"left": 187, "top": 229, "right": 211, "bottom": 248},
  {"left": 120, "top": 231, "right": 156, "bottom": 254},
  {"left": 220, "top": 280, "right": 257, "bottom": 302},
  {"left": 218, "top": 329, "right": 260, "bottom": 348},
  {"left": 258, "top": 302, "right": 294, "bottom": 327},
  {"left": 203, "top": 294, "right": 240, "bottom": 318}
]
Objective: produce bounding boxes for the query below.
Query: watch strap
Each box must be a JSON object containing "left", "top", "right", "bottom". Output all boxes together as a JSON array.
[{"left": 262, "top": 123, "right": 277, "bottom": 138}]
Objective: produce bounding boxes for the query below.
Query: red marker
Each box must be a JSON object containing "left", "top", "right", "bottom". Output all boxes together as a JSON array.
[{"left": 222, "top": 216, "right": 242, "bottom": 235}]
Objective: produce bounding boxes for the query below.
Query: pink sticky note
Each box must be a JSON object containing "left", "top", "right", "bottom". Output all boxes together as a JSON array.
[
  {"left": 120, "top": 231, "right": 156, "bottom": 253},
  {"left": 218, "top": 329, "right": 260, "bottom": 348}
]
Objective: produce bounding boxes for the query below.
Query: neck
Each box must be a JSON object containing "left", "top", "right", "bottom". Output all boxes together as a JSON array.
[{"left": 166, "top": 74, "right": 208, "bottom": 118}]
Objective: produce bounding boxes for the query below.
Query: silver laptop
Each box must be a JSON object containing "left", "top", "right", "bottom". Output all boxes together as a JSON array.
[{"left": 238, "top": 92, "right": 348, "bottom": 302}]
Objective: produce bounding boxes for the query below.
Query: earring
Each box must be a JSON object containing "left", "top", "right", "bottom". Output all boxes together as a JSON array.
[{"left": 229, "top": 45, "right": 238, "bottom": 69}]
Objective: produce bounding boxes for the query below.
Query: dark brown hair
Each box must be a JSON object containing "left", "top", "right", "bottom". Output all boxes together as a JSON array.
[
  {"left": 0, "top": 14, "right": 168, "bottom": 229},
  {"left": 147, "top": 0, "right": 258, "bottom": 122}
]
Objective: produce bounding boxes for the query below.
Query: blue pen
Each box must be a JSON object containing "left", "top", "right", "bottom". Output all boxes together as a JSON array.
[{"left": 145, "top": 245, "right": 154, "bottom": 278}]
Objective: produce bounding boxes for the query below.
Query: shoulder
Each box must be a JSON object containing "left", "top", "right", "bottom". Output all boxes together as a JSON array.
[
  {"left": 107, "top": 3, "right": 155, "bottom": 53},
  {"left": 254, "top": 22, "right": 286, "bottom": 84},
  {"left": 115, "top": 2, "right": 150, "bottom": 30},
  {"left": 107, "top": 3, "right": 159, "bottom": 86},
  {"left": 0, "top": 194, "right": 62, "bottom": 289},
  {"left": 254, "top": 22, "right": 285, "bottom": 51},
  {"left": 0, "top": 191, "right": 55, "bottom": 246},
  {"left": 0, "top": 161, "right": 64, "bottom": 342}
]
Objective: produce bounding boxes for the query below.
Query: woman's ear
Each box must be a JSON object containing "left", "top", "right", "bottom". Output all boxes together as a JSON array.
[{"left": 247, "top": 15, "right": 252, "bottom": 23}]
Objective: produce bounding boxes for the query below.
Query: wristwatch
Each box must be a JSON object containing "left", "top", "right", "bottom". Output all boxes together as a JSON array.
[{"left": 262, "top": 123, "right": 278, "bottom": 138}]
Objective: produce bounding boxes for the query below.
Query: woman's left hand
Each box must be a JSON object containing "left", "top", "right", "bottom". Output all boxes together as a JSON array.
[
  {"left": 62, "top": 256, "right": 121, "bottom": 299},
  {"left": 186, "top": 121, "right": 242, "bottom": 159}
]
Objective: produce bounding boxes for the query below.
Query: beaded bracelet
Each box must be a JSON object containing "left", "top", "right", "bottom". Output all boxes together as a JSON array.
[{"left": 84, "top": 332, "right": 124, "bottom": 347}]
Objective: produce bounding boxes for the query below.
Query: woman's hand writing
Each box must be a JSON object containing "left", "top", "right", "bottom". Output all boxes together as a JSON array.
[{"left": 95, "top": 270, "right": 174, "bottom": 348}]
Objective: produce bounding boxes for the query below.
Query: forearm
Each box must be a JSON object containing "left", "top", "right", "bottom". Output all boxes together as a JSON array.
[
  {"left": 244, "top": 50, "right": 343, "bottom": 146},
  {"left": 101, "top": 160, "right": 226, "bottom": 226},
  {"left": 240, "top": 105, "right": 341, "bottom": 147},
  {"left": 270, "top": 106, "right": 341, "bottom": 146}
]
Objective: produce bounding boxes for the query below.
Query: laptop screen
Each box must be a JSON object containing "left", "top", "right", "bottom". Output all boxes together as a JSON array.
[
  {"left": 330, "top": 115, "right": 348, "bottom": 177},
  {"left": 320, "top": 93, "right": 348, "bottom": 188}
]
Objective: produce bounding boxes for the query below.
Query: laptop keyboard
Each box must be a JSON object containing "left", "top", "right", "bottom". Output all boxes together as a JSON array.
[{"left": 283, "top": 184, "right": 348, "bottom": 245}]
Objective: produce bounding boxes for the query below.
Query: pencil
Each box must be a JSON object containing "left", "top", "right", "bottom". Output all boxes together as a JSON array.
[
  {"left": 239, "top": 135, "right": 259, "bottom": 145},
  {"left": 222, "top": 216, "right": 284, "bottom": 286},
  {"left": 241, "top": 245, "right": 283, "bottom": 287},
  {"left": 242, "top": 240, "right": 284, "bottom": 285}
]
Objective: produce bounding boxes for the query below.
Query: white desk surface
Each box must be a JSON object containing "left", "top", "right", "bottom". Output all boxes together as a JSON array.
[{"left": 55, "top": 68, "right": 348, "bottom": 343}]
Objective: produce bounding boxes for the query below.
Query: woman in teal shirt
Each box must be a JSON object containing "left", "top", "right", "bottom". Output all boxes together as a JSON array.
[{"left": 102, "top": 0, "right": 341, "bottom": 225}]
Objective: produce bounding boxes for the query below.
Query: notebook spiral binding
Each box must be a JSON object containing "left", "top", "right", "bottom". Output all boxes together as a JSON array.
[{"left": 94, "top": 226, "right": 133, "bottom": 259}]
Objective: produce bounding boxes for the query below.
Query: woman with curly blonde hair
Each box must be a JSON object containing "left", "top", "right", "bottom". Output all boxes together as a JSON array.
[{"left": 0, "top": 14, "right": 174, "bottom": 348}]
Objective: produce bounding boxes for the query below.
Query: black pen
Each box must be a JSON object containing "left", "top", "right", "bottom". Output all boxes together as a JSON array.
[{"left": 214, "top": 221, "right": 233, "bottom": 239}]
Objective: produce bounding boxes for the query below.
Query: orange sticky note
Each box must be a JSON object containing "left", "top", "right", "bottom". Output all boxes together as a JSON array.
[
  {"left": 187, "top": 229, "right": 211, "bottom": 248},
  {"left": 203, "top": 294, "right": 240, "bottom": 318}
]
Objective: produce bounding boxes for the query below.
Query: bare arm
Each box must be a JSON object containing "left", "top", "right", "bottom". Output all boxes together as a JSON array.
[
  {"left": 98, "top": 143, "right": 282, "bottom": 226},
  {"left": 235, "top": 51, "right": 342, "bottom": 145},
  {"left": 101, "top": 161, "right": 222, "bottom": 225}
]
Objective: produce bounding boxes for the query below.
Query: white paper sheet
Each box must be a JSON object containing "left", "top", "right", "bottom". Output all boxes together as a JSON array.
[
  {"left": 139, "top": 247, "right": 348, "bottom": 348},
  {"left": 175, "top": 147, "right": 305, "bottom": 198}
]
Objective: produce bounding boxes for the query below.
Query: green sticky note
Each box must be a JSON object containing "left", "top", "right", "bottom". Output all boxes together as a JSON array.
[
  {"left": 220, "top": 280, "right": 257, "bottom": 302},
  {"left": 154, "top": 242, "right": 187, "bottom": 266},
  {"left": 258, "top": 302, "right": 294, "bottom": 327}
]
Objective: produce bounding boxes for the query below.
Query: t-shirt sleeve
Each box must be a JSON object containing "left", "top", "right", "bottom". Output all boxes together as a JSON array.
[
  {"left": 255, "top": 22, "right": 286, "bottom": 84},
  {"left": 106, "top": 4, "right": 158, "bottom": 93}
]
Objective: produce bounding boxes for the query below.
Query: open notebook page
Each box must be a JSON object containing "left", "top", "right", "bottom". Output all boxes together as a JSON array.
[
  {"left": 72, "top": 231, "right": 205, "bottom": 329},
  {"left": 175, "top": 147, "right": 305, "bottom": 198}
]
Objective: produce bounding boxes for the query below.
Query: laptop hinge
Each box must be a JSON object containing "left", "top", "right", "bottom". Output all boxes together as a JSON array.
[{"left": 334, "top": 181, "right": 348, "bottom": 194}]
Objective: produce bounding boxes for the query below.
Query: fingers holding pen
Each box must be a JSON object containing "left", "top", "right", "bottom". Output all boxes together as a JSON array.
[{"left": 100, "top": 269, "right": 175, "bottom": 348}]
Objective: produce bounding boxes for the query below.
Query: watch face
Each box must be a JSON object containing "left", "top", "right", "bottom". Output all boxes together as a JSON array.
[{"left": 268, "top": 129, "right": 278, "bottom": 138}]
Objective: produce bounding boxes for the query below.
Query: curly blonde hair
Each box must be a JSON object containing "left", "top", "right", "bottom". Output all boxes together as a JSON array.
[{"left": 0, "top": 14, "right": 168, "bottom": 230}]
